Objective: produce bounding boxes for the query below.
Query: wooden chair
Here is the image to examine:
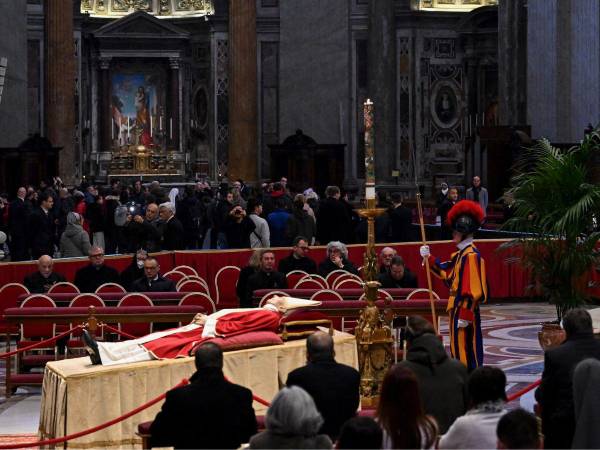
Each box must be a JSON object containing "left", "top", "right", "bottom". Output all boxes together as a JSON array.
[
  {"left": 163, "top": 270, "right": 187, "bottom": 285},
  {"left": 309, "top": 289, "right": 344, "bottom": 302},
  {"left": 173, "top": 265, "right": 199, "bottom": 277},
  {"left": 286, "top": 270, "right": 309, "bottom": 288},
  {"left": 47, "top": 282, "right": 80, "bottom": 294},
  {"left": 177, "top": 279, "right": 210, "bottom": 294},
  {"left": 95, "top": 283, "right": 127, "bottom": 294},
  {"left": 214, "top": 266, "right": 241, "bottom": 306},
  {"left": 178, "top": 275, "right": 209, "bottom": 291},
  {"left": 358, "top": 289, "right": 394, "bottom": 302},
  {"left": 332, "top": 273, "right": 363, "bottom": 290},
  {"left": 258, "top": 291, "right": 288, "bottom": 308},
  {"left": 117, "top": 293, "right": 153, "bottom": 338}
]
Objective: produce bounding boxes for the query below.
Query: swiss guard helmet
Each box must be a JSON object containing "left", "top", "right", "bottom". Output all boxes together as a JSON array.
[{"left": 446, "top": 200, "right": 485, "bottom": 235}]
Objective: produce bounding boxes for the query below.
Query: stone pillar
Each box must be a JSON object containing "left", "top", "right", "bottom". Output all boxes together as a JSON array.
[
  {"left": 367, "top": 0, "right": 396, "bottom": 183},
  {"left": 498, "top": 0, "right": 527, "bottom": 125},
  {"left": 98, "top": 58, "right": 111, "bottom": 154},
  {"left": 228, "top": 0, "right": 257, "bottom": 182},
  {"left": 45, "top": 0, "right": 76, "bottom": 183},
  {"left": 169, "top": 58, "right": 180, "bottom": 150}
]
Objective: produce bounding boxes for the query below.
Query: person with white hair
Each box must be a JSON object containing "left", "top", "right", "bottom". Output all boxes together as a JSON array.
[
  {"left": 159, "top": 201, "right": 185, "bottom": 250},
  {"left": 60, "top": 211, "right": 91, "bottom": 258},
  {"left": 318, "top": 241, "right": 358, "bottom": 277},
  {"left": 249, "top": 385, "right": 333, "bottom": 449},
  {"left": 379, "top": 246, "right": 397, "bottom": 274},
  {"left": 23, "top": 254, "right": 66, "bottom": 293}
]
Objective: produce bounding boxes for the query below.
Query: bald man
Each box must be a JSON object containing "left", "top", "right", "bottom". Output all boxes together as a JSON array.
[
  {"left": 286, "top": 331, "right": 360, "bottom": 440},
  {"left": 23, "top": 255, "right": 66, "bottom": 293}
]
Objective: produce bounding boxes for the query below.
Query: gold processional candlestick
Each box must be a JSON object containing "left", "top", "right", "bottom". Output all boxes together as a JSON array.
[{"left": 354, "top": 99, "right": 393, "bottom": 406}]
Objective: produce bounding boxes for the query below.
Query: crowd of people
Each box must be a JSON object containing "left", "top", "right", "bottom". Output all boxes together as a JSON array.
[
  {"left": 0, "top": 175, "right": 491, "bottom": 262},
  {"left": 148, "top": 317, "right": 563, "bottom": 450}
]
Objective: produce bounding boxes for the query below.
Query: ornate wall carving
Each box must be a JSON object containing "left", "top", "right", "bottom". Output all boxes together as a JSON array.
[{"left": 81, "top": 0, "right": 214, "bottom": 18}]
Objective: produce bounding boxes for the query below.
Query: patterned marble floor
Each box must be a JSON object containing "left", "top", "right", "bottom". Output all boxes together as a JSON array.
[{"left": 0, "top": 302, "right": 556, "bottom": 434}]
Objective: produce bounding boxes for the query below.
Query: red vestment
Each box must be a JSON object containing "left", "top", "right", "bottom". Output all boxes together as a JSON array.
[{"left": 142, "top": 309, "right": 281, "bottom": 359}]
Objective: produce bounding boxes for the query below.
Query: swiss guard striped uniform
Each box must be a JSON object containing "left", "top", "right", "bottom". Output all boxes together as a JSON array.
[{"left": 427, "top": 239, "right": 488, "bottom": 370}]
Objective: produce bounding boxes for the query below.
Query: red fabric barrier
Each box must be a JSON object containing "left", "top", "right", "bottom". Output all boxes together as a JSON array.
[{"left": 0, "top": 241, "right": 530, "bottom": 299}]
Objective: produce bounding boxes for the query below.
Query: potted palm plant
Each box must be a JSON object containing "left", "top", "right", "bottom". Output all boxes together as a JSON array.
[{"left": 500, "top": 130, "right": 600, "bottom": 346}]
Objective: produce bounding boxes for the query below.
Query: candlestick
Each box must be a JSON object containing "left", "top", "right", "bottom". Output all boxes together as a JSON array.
[{"left": 363, "top": 98, "right": 376, "bottom": 200}]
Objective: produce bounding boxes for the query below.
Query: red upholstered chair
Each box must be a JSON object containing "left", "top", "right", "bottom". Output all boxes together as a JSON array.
[
  {"left": 325, "top": 269, "right": 350, "bottom": 289},
  {"left": 177, "top": 279, "right": 210, "bottom": 295},
  {"left": 359, "top": 289, "right": 394, "bottom": 302},
  {"left": 286, "top": 270, "right": 309, "bottom": 288},
  {"left": 215, "top": 266, "right": 241, "bottom": 307},
  {"left": 334, "top": 278, "right": 364, "bottom": 289},
  {"left": 163, "top": 270, "right": 186, "bottom": 285},
  {"left": 95, "top": 283, "right": 127, "bottom": 294},
  {"left": 178, "top": 275, "right": 209, "bottom": 291},
  {"left": 0, "top": 283, "right": 29, "bottom": 339},
  {"left": 332, "top": 273, "right": 363, "bottom": 290},
  {"left": 66, "top": 294, "right": 106, "bottom": 355},
  {"left": 295, "top": 278, "right": 325, "bottom": 290},
  {"left": 309, "top": 290, "right": 343, "bottom": 330},
  {"left": 173, "top": 265, "right": 199, "bottom": 277},
  {"left": 179, "top": 293, "right": 216, "bottom": 314},
  {"left": 258, "top": 291, "right": 288, "bottom": 307},
  {"left": 405, "top": 288, "right": 441, "bottom": 301},
  {"left": 47, "top": 282, "right": 80, "bottom": 294},
  {"left": 117, "top": 293, "right": 153, "bottom": 338},
  {"left": 301, "top": 274, "right": 328, "bottom": 289}
]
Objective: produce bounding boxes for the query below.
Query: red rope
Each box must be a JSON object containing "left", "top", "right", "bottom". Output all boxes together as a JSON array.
[
  {"left": 0, "top": 325, "right": 83, "bottom": 359},
  {"left": 99, "top": 323, "right": 137, "bottom": 340},
  {"left": 0, "top": 379, "right": 190, "bottom": 449},
  {"left": 506, "top": 379, "right": 541, "bottom": 403}
]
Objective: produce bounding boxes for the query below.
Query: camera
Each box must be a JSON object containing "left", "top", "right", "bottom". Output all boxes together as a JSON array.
[{"left": 126, "top": 201, "right": 142, "bottom": 217}]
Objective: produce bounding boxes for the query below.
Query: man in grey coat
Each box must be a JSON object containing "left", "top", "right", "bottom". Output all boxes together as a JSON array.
[
  {"left": 466, "top": 175, "right": 488, "bottom": 217},
  {"left": 398, "top": 315, "right": 469, "bottom": 433}
]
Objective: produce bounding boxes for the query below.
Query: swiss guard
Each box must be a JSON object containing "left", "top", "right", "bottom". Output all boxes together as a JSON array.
[{"left": 419, "top": 200, "right": 488, "bottom": 370}]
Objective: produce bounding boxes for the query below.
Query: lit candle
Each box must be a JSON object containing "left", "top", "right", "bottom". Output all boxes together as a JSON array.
[{"left": 363, "top": 98, "right": 376, "bottom": 200}]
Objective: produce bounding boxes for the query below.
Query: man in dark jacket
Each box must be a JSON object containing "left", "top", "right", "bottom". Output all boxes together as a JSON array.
[
  {"left": 131, "top": 257, "right": 176, "bottom": 292},
  {"left": 398, "top": 315, "right": 468, "bottom": 433},
  {"left": 23, "top": 255, "right": 66, "bottom": 293},
  {"left": 316, "top": 186, "right": 351, "bottom": 245},
  {"left": 388, "top": 192, "right": 413, "bottom": 242},
  {"left": 535, "top": 308, "right": 600, "bottom": 449},
  {"left": 159, "top": 202, "right": 185, "bottom": 250},
  {"left": 74, "top": 246, "right": 120, "bottom": 292},
  {"left": 244, "top": 249, "right": 287, "bottom": 307},
  {"left": 125, "top": 202, "right": 162, "bottom": 253},
  {"left": 286, "top": 331, "right": 360, "bottom": 440},
  {"left": 28, "top": 192, "right": 56, "bottom": 259},
  {"left": 150, "top": 342, "right": 257, "bottom": 449},
  {"left": 8, "top": 187, "right": 31, "bottom": 261},
  {"left": 377, "top": 256, "right": 418, "bottom": 289},
  {"left": 278, "top": 236, "right": 317, "bottom": 274}
]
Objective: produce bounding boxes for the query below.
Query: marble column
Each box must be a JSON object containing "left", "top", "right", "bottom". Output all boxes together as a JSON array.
[
  {"left": 367, "top": 0, "right": 396, "bottom": 183},
  {"left": 45, "top": 0, "right": 76, "bottom": 183},
  {"left": 169, "top": 58, "right": 180, "bottom": 150},
  {"left": 98, "top": 58, "right": 111, "bottom": 155},
  {"left": 228, "top": 0, "right": 257, "bottom": 182},
  {"left": 498, "top": 0, "right": 527, "bottom": 125}
]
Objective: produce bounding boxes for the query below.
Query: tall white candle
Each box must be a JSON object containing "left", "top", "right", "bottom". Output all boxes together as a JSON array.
[
  {"left": 127, "top": 117, "right": 130, "bottom": 141},
  {"left": 111, "top": 118, "right": 114, "bottom": 140},
  {"left": 150, "top": 115, "right": 153, "bottom": 137},
  {"left": 159, "top": 116, "right": 163, "bottom": 131},
  {"left": 169, "top": 118, "right": 173, "bottom": 139}
]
